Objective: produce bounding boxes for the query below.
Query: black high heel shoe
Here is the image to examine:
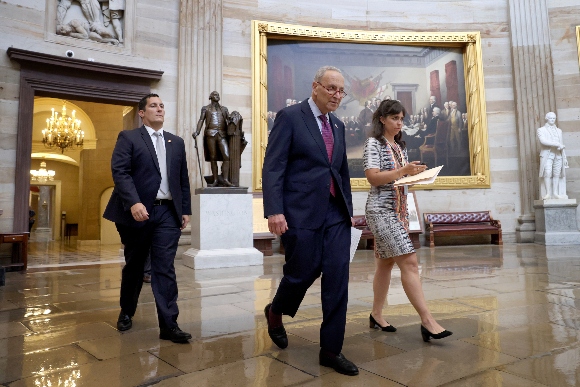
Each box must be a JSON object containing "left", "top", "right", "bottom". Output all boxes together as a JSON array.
[
  {"left": 369, "top": 314, "right": 397, "bottom": 332},
  {"left": 421, "top": 325, "right": 452, "bottom": 342}
]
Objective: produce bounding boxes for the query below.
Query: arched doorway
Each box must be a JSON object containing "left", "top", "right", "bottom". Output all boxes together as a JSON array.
[{"left": 7, "top": 47, "right": 163, "bottom": 236}]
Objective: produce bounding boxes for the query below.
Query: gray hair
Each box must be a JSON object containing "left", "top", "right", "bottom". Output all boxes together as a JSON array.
[{"left": 313, "top": 66, "right": 342, "bottom": 82}]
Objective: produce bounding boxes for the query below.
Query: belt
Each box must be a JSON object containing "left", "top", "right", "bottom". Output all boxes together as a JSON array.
[{"left": 153, "top": 199, "right": 172, "bottom": 206}]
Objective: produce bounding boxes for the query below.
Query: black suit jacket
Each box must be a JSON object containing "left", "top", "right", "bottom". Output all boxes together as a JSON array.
[
  {"left": 103, "top": 126, "right": 191, "bottom": 227},
  {"left": 262, "top": 99, "right": 353, "bottom": 230}
]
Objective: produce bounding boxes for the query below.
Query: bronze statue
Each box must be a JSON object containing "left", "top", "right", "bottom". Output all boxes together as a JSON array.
[
  {"left": 227, "top": 111, "right": 247, "bottom": 186},
  {"left": 193, "top": 91, "right": 247, "bottom": 187}
]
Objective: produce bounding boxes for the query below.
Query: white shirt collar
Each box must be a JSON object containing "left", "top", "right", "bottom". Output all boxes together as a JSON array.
[
  {"left": 308, "top": 97, "right": 327, "bottom": 121},
  {"left": 145, "top": 125, "right": 164, "bottom": 137}
]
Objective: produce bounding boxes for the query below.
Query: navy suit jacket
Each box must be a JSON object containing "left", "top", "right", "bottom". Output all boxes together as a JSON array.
[
  {"left": 103, "top": 126, "right": 192, "bottom": 227},
  {"left": 263, "top": 99, "right": 353, "bottom": 229}
]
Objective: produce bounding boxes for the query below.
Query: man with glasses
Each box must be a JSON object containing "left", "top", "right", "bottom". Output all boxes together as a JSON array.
[{"left": 262, "top": 66, "right": 357, "bottom": 376}]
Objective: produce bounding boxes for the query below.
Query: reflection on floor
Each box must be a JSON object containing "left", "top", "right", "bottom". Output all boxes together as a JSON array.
[
  {"left": 2, "top": 243, "right": 580, "bottom": 386},
  {"left": 28, "top": 240, "right": 123, "bottom": 268}
]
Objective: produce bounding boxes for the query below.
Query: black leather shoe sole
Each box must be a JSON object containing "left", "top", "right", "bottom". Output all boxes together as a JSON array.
[
  {"left": 159, "top": 328, "right": 192, "bottom": 343},
  {"left": 319, "top": 353, "right": 359, "bottom": 376},
  {"left": 117, "top": 313, "right": 132, "bottom": 331},
  {"left": 264, "top": 304, "right": 288, "bottom": 349}
]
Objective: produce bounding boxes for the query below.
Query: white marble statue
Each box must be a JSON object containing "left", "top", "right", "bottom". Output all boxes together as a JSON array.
[{"left": 537, "top": 112, "right": 568, "bottom": 200}]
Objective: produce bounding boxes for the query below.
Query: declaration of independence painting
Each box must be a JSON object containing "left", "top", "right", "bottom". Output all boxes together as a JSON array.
[{"left": 266, "top": 40, "right": 470, "bottom": 178}]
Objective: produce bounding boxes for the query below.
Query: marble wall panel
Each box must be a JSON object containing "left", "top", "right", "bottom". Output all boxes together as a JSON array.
[
  {"left": 223, "top": 55, "right": 251, "bottom": 71},
  {"left": 556, "top": 108, "right": 580, "bottom": 122},
  {"left": 550, "top": 0, "right": 580, "bottom": 6},
  {"left": 0, "top": 16, "right": 44, "bottom": 42},
  {"left": 0, "top": 82, "right": 20, "bottom": 103},
  {"left": 490, "top": 158, "right": 520, "bottom": 171},
  {"left": 485, "top": 100, "right": 515, "bottom": 114},
  {"left": 136, "top": 4, "right": 179, "bottom": 23},
  {"left": 0, "top": 98, "right": 18, "bottom": 136},
  {"left": 490, "top": 146, "right": 519, "bottom": 160},
  {"left": 485, "top": 88, "right": 515, "bottom": 102},
  {"left": 483, "top": 74, "right": 516, "bottom": 89}
]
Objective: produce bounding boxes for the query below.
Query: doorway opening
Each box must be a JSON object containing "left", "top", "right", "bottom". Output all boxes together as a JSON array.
[
  {"left": 8, "top": 47, "right": 162, "bottom": 268},
  {"left": 28, "top": 98, "right": 133, "bottom": 267}
]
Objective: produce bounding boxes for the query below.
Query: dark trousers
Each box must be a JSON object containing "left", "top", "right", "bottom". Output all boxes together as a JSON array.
[
  {"left": 272, "top": 194, "right": 351, "bottom": 355},
  {"left": 116, "top": 203, "right": 181, "bottom": 329},
  {"left": 144, "top": 253, "right": 151, "bottom": 276}
]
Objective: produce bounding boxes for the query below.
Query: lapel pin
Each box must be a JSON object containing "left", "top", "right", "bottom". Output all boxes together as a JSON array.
[
  {"left": 168, "top": 140, "right": 172, "bottom": 143},
  {"left": 334, "top": 124, "right": 338, "bottom": 128}
]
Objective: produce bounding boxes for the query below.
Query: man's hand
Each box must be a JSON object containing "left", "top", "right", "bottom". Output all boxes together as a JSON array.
[
  {"left": 131, "top": 203, "right": 149, "bottom": 222},
  {"left": 181, "top": 215, "right": 190, "bottom": 230},
  {"left": 268, "top": 214, "right": 288, "bottom": 236}
]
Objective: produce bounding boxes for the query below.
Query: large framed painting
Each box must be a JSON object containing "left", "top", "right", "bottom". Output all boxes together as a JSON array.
[
  {"left": 251, "top": 21, "right": 490, "bottom": 191},
  {"left": 577, "top": 26, "right": 580, "bottom": 66}
]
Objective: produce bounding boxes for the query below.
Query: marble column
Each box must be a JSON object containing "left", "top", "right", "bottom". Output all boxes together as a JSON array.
[
  {"left": 508, "top": 0, "right": 557, "bottom": 242},
  {"left": 36, "top": 186, "right": 52, "bottom": 241},
  {"left": 177, "top": 0, "right": 223, "bottom": 190}
]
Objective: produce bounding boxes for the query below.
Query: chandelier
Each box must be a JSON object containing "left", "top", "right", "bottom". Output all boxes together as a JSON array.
[
  {"left": 30, "top": 161, "right": 55, "bottom": 183},
  {"left": 42, "top": 103, "right": 84, "bottom": 153}
]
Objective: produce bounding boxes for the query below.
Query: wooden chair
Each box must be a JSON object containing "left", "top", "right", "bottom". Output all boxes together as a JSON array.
[{"left": 419, "top": 120, "right": 450, "bottom": 166}]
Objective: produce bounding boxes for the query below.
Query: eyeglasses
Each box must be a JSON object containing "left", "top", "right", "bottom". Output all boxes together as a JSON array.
[{"left": 316, "top": 82, "right": 347, "bottom": 98}]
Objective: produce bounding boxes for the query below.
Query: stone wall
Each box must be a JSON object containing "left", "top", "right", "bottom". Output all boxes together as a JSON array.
[
  {"left": 0, "top": 0, "right": 181, "bottom": 232},
  {"left": 548, "top": 2, "right": 580, "bottom": 203},
  {"left": 1, "top": 0, "right": 579, "bottom": 240}
]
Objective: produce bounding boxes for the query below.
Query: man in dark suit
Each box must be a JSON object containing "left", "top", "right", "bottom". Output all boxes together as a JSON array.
[
  {"left": 427, "top": 95, "right": 440, "bottom": 124},
  {"left": 425, "top": 107, "right": 442, "bottom": 136},
  {"left": 103, "top": 93, "right": 192, "bottom": 343},
  {"left": 262, "top": 66, "right": 357, "bottom": 376}
]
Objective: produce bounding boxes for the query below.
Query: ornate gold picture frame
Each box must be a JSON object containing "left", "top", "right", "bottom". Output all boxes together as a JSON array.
[
  {"left": 576, "top": 26, "right": 580, "bottom": 65},
  {"left": 251, "top": 21, "right": 490, "bottom": 191}
]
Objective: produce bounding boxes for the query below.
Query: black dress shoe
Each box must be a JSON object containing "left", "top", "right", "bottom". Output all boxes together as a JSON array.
[
  {"left": 117, "top": 311, "right": 132, "bottom": 331},
  {"left": 159, "top": 326, "right": 192, "bottom": 343},
  {"left": 319, "top": 351, "right": 359, "bottom": 376},
  {"left": 143, "top": 274, "right": 151, "bottom": 283},
  {"left": 264, "top": 303, "right": 288, "bottom": 349}
]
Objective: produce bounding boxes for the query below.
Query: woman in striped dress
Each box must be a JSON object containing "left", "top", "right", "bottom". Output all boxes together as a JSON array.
[{"left": 363, "top": 99, "right": 452, "bottom": 342}]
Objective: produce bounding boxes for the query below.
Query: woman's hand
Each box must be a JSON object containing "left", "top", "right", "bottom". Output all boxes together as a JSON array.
[{"left": 402, "top": 161, "right": 427, "bottom": 176}]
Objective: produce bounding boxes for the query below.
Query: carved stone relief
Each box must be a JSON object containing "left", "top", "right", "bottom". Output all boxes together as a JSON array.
[{"left": 56, "top": 0, "right": 124, "bottom": 45}]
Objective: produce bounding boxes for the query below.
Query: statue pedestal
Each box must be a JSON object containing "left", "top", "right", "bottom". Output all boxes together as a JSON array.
[
  {"left": 182, "top": 192, "right": 263, "bottom": 269},
  {"left": 534, "top": 199, "right": 580, "bottom": 245}
]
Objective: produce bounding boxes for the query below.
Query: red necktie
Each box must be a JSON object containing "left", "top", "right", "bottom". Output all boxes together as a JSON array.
[{"left": 319, "top": 115, "right": 336, "bottom": 196}]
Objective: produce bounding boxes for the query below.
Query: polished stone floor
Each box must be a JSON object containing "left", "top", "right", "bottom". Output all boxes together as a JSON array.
[{"left": 1, "top": 242, "right": 580, "bottom": 386}]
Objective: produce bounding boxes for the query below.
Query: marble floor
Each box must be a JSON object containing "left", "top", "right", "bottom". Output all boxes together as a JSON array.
[{"left": 1, "top": 243, "right": 580, "bottom": 386}]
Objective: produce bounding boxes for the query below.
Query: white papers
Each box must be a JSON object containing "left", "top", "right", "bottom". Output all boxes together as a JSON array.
[
  {"left": 350, "top": 227, "right": 363, "bottom": 263},
  {"left": 394, "top": 165, "right": 443, "bottom": 186}
]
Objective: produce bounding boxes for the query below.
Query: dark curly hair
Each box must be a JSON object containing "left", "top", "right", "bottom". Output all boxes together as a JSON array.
[{"left": 370, "top": 99, "right": 407, "bottom": 150}]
